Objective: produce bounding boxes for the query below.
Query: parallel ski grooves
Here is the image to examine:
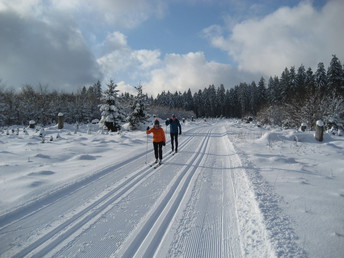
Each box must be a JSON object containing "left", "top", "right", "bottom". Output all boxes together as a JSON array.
[
  {"left": 119, "top": 129, "right": 212, "bottom": 258},
  {"left": 6, "top": 131, "right": 196, "bottom": 257},
  {"left": 0, "top": 127, "right": 196, "bottom": 229}
]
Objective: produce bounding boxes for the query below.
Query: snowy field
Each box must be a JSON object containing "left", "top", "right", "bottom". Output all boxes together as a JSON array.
[{"left": 0, "top": 119, "right": 343, "bottom": 257}]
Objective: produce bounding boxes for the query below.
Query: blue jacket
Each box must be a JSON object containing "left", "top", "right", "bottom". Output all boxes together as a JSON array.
[{"left": 166, "top": 118, "right": 181, "bottom": 134}]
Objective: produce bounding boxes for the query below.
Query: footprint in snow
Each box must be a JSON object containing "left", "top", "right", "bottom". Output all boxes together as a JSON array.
[
  {"left": 30, "top": 181, "right": 44, "bottom": 187},
  {"left": 28, "top": 171, "right": 55, "bottom": 176},
  {"left": 35, "top": 153, "right": 51, "bottom": 159},
  {"left": 76, "top": 154, "right": 97, "bottom": 160}
]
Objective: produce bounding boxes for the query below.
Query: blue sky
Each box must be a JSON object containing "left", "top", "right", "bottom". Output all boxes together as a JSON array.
[{"left": 0, "top": 0, "right": 343, "bottom": 96}]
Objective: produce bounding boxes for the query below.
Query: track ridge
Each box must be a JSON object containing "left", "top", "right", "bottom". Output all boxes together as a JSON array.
[
  {"left": 0, "top": 129, "right": 196, "bottom": 229},
  {"left": 4, "top": 131, "right": 196, "bottom": 258},
  {"left": 117, "top": 128, "right": 212, "bottom": 258}
]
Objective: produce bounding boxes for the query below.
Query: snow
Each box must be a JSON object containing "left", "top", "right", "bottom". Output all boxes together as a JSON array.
[
  {"left": 0, "top": 119, "right": 343, "bottom": 257},
  {"left": 316, "top": 120, "right": 324, "bottom": 127}
]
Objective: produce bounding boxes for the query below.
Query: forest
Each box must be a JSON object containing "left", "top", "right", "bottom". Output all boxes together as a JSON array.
[{"left": 0, "top": 55, "right": 343, "bottom": 130}]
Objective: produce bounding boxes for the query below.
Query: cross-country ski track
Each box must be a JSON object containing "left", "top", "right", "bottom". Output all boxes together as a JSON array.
[{"left": 0, "top": 122, "right": 304, "bottom": 257}]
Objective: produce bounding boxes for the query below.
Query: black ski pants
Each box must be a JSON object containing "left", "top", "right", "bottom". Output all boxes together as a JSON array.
[
  {"left": 153, "top": 142, "right": 163, "bottom": 160},
  {"left": 170, "top": 133, "right": 179, "bottom": 151}
]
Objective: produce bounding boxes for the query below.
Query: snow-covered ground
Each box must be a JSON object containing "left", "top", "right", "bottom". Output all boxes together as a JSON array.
[{"left": 0, "top": 119, "right": 343, "bottom": 257}]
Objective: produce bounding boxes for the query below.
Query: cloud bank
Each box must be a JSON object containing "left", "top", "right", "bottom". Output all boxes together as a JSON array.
[
  {"left": 0, "top": 10, "right": 101, "bottom": 91},
  {"left": 143, "top": 52, "right": 255, "bottom": 96},
  {"left": 203, "top": 0, "right": 344, "bottom": 77},
  {"left": 0, "top": 0, "right": 343, "bottom": 97},
  {"left": 0, "top": 0, "right": 166, "bottom": 92}
]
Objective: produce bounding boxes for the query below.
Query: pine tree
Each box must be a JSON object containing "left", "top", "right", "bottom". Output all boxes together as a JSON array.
[
  {"left": 207, "top": 85, "right": 217, "bottom": 117},
  {"left": 183, "top": 89, "right": 194, "bottom": 111},
  {"left": 315, "top": 62, "right": 327, "bottom": 98},
  {"left": 99, "top": 80, "right": 125, "bottom": 132},
  {"left": 0, "top": 88, "right": 7, "bottom": 126},
  {"left": 268, "top": 76, "right": 281, "bottom": 104},
  {"left": 295, "top": 64, "right": 307, "bottom": 101},
  {"left": 249, "top": 81, "right": 258, "bottom": 116},
  {"left": 288, "top": 66, "right": 297, "bottom": 99},
  {"left": 305, "top": 67, "right": 315, "bottom": 95},
  {"left": 93, "top": 80, "right": 102, "bottom": 99},
  {"left": 216, "top": 84, "right": 226, "bottom": 117},
  {"left": 230, "top": 87, "right": 240, "bottom": 117},
  {"left": 280, "top": 67, "right": 291, "bottom": 102},
  {"left": 327, "top": 55, "right": 344, "bottom": 96},
  {"left": 193, "top": 90, "right": 203, "bottom": 118},
  {"left": 257, "top": 77, "right": 267, "bottom": 109},
  {"left": 237, "top": 83, "right": 249, "bottom": 117},
  {"left": 127, "top": 84, "right": 149, "bottom": 130}
]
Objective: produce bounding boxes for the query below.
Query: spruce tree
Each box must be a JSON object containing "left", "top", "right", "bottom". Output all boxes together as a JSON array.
[
  {"left": 257, "top": 77, "right": 267, "bottom": 109},
  {"left": 305, "top": 67, "right": 315, "bottom": 95},
  {"left": 280, "top": 67, "right": 291, "bottom": 102},
  {"left": 99, "top": 80, "right": 125, "bottom": 132},
  {"left": 295, "top": 65, "right": 307, "bottom": 101},
  {"left": 0, "top": 89, "right": 6, "bottom": 126},
  {"left": 127, "top": 85, "right": 149, "bottom": 130},
  {"left": 249, "top": 81, "right": 258, "bottom": 116},
  {"left": 327, "top": 55, "right": 344, "bottom": 96},
  {"left": 315, "top": 62, "right": 327, "bottom": 98},
  {"left": 216, "top": 84, "right": 226, "bottom": 116}
]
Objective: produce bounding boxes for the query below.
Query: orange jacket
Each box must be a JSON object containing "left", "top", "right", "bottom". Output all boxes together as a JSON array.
[{"left": 146, "top": 126, "right": 166, "bottom": 143}]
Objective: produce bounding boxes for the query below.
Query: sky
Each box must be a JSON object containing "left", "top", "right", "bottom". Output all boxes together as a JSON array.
[{"left": 0, "top": 0, "right": 343, "bottom": 96}]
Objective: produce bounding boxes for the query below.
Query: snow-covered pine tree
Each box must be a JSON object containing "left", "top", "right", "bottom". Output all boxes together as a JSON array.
[
  {"left": 127, "top": 84, "right": 149, "bottom": 130},
  {"left": 0, "top": 89, "right": 6, "bottom": 126},
  {"left": 315, "top": 62, "right": 328, "bottom": 98},
  {"left": 257, "top": 77, "right": 267, "bottom": 110},
  {"left": 327, "top": 55, "right": 344, "bottom": 96},
  {"left": 99, "top": 80, "right": 125, "bottom": 132},
  {"left": 295, "top": 65, "right": 307, "bottom": 101}
]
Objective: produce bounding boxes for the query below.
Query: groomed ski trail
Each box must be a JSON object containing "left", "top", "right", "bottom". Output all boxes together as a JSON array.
[{"left": 0, "top": 122, "right": 279, "bottom": 257}]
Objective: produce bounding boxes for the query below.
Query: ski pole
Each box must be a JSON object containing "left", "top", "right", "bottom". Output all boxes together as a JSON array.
[{"left": 145, "top": 133, "right": 148, "bottom": 164}]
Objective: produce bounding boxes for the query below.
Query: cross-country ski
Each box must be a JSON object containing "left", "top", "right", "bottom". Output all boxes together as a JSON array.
[{"left": 153, "top": 163, "right": 162, "bottom": 169}]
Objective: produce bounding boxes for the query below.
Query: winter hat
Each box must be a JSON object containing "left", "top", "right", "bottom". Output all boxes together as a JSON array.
[
  {"left": 172, "top": 114, "right": 176, "bottom": 118},
  {"left": 154, "top": 119, "right": 160, "bottom": 125}
]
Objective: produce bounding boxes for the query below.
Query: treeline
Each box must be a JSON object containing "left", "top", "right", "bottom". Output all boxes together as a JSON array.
[
  {"left": 1, "top": 55, "right": 343, "bottom": 129},
  {"left": 0, "top": 80, "right": 152, "bottom": 127},
  {"left": 0, "top": 81, "right": 103, "bottom": 125},
  {"left": 154, "top": 55, "right": 344, "bottom": 128}
]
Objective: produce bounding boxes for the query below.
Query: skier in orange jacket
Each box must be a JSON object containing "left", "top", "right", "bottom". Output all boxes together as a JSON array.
[{"left": 146, "top": 119, "right": 166, "bottom": 164}]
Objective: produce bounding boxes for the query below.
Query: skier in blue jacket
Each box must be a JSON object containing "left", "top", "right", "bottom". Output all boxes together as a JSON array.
[{"left": 165, "top": 114, "right": 182, "bottom": 153}]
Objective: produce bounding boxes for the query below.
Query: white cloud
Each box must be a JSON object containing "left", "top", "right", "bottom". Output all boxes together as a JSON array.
[
  {"left": 0, "top": 0, "right": 168, "bottom": 92},
  {"left": 116, "top": 81, "right": 137, "bottom": 96},
  {"left": 0, "top": 9, "right": 102, "bottom": 91},
  {"left": 97, "top": 31, "right": 161, "bottom": 86},
  {"left": 133, "top": 50, "right": 161, "bottom": 69},
  {"left": 98, "top": 48, "right": 259, "bottom": 97},
  {"left": 204, "top": 0, "right": 344, "bottom": 77},
  {"left": 49, "top": 0, "right": 167, "bottom": 29},
  {"left": 0, "top": 0, "right": 167, "bottom": 28},
  {"left": 143, "top": 52, "right": 256, "bottom": 97},
  {"left": 96, "top": 31, "right": 258, "bottom": 97}
]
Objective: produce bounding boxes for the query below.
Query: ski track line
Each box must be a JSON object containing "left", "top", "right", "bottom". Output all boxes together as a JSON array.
[
  {"left": 0, "top": 150, "right": 148, "bottom": 228},
  {"left": 115, "top": 128, "right": 212, "bottom": 258},
  {"left": 0, "top": 131, "right": 197, "bottom": 257},
  {"left": 0, "top": 126, "right": 196, "bottom": 228},
  {"left": 165, "top": 127, "right": 239, "bottom": 258}
]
